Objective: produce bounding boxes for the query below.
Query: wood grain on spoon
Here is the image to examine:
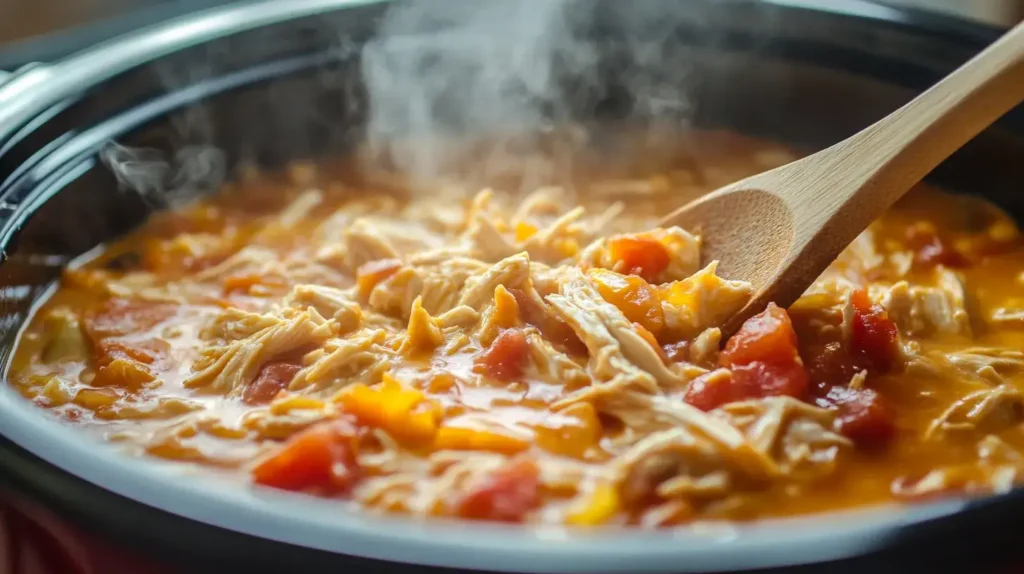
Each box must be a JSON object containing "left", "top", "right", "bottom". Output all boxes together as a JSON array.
[{"left": 662, "top": 20, "right": 1024, "bottom": 337}]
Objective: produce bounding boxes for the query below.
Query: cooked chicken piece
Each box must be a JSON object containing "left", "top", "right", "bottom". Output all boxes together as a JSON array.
[
  {"left": 289, "top": 329, "right": 390, "bottom": 391},
  {"left": 871, "top": 268, "right": 971, "bottom": 337},
  {"left": 716, "top": 397, "right": 850, "bottom": 479},
  {"left": 458, "top": 253, "right": 532, "bottom": 311},
  {"left": 893, "top": 463, "right": 1018, "bottom": 498},
  {"left": 688, "top": 328, "right": 721, "bottom": 366},
  {"left": 555, "top": 270, "right": 687, "bottom": 388},
  {"left": 600, "top": 391, "right": 777, "bottom": 479},
  {"left": 547, "top": 285, "right": 659, "bottom": 398},
  {"left": 925, "top": 384, "right": 1024, "bottom": 440},
  {"left": 945, "top": 347, "right": 1024, "bottom": 385},
  {"left": 283, "top": 284, "right": 362, "bottom": 334},
  {"left": 369, "top": 258, "right": 489, "bottom": 320},
  {"left": 518, "top": 207, "right": 586, "bottom": 263},
  {"left": 341, "top": 219, "right": 401, "bottom": 272},
  {"left": 434, "top": 304, "right": 477, "bottom": 327},
  {"left": 660, "top": 262, "right": 753, "bottom": 339},
  {"left": 524, "top": 331, "right": 590, "bottom": 390},
  {"left": 398, "top": 296, "right": 445, "bottom": 354},
  {"left": 186, "top": 308, "right": 334, "bottom": 395},
  {"left": 617, "top": 428, "right": 730, "bottom": 504}
]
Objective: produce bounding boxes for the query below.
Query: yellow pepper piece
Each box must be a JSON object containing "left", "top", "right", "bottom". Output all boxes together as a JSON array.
[
  {"left": 514, "top": 222, "right": 538, "bottom": 243},
  {"left": 434, "top": 426, "right": 529, "bottom": 454},
  {"left": 338, "top": 373, "right": 440, "bottom": 445},
  {"left": 588, "top": 268, "right": 664, "bottom": 336},
  {"left": 566, "top": 483, "right": 620, "bottom": 526}
]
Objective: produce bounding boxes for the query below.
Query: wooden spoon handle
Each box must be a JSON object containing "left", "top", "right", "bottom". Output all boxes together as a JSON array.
[{"left": 786, "top": 20, "right": 1024, "bottom": 231}]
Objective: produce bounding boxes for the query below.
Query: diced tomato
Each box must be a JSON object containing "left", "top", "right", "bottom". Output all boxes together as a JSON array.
[
  {"left": 84, "top": 298, "right": 176, "bottom": 340},
  {"left": 251, "top": 418, "right": 361, "bottom": 492},
  {"left": 95, "top": 339, "right": 170, "bottom": 367},
  {"left": 244, "top": 362, "right": 302, "bottom": 405},
  {"left": 720, "top": 303, "right": 800, "bottom": 367},
  {"left": 606, "top": 235, "right": 671, "bottom": 283},
  {"left": 731, "top": 361, "right": 809, "bottom": 400},
  {"left": 684, "top": 362, "right": 809, "bottom": 412},
  {"left": 356, "top": 258, "right": 402, "bottom": 299},
  {"left": 824, "top": 386, "right": 895, "bottom": 447},
  {"left": 689, "top": 304, "right": 809, "bottom": 410},
  {"left": 509, "top": 289, "right": 587, "bottom": 357},
  {"left": 805, "top": 341, "right": 858, "bottom": 388},
  {"left": 590, "top": 269, "right": 664, "bottom": 336},
  {"left": 456, "top": 458, "right": 541, "bottom": 522},
  {"left": 849, "top": 289, "right": 900, "bottom": 373},
  {"left": 475, "top": 329, "right": 530, "bottom": 382},
  {"left": 905, "top": 223, "right": 968, "bottom": 268},
  {"left": 682, "top": 370, "right": 736, "bottom": 411}
]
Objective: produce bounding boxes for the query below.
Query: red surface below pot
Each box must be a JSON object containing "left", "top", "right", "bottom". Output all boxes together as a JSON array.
[{"left": 0, "top": 490, "right": 173, "bottom": 574}]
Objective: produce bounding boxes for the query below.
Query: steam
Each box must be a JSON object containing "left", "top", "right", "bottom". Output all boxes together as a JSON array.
[
  {"left": 101, "top": 143, "right": 225, "bottom": 209},
  {"left": 102, "top": 0, "right": 709, "bottom": 205},
  {"left": 359, "top": 0, "right": 701, "bottom": 191}
]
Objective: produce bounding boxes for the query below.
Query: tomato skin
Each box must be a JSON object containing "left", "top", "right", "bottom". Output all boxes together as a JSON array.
[
  {"left": 475, "top": 329, "right": 531, "bottom": 382},
  {"left": 456, "top": 458, "right": 541, "bottom": 522},
  {"left": 244, "top": 362, "right": 302, "bottom": 405},
  {"left": 607, "top": 236, "right": 671, "bottom": 283},
  {"left": 251, "top": 419, "right": 360, "bottom": 492},
  {"left": 824, "top": 386, "right": 896, "bottom": 447},
  {"left": 849, "top": 289, "right": 900, "bottom": 373}
]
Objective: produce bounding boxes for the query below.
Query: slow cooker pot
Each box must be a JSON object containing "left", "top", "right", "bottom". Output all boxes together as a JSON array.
[{"left": 1, "top": 1, "right": 1023, "bottom": 572}]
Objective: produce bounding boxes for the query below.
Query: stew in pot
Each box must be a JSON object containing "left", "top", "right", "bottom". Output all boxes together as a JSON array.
[{"left": 9, "top": 131, "right": 1024, "bottom": 526}]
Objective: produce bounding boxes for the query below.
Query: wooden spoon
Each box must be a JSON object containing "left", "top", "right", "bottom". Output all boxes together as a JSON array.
[{"left": 662, "top": 21, "right": 1024, "bottom": 337}]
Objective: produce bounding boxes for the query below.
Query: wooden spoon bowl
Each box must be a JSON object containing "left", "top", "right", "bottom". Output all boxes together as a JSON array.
[{"left": 663, "top": 20, "right": 1024, "bottom": 336}]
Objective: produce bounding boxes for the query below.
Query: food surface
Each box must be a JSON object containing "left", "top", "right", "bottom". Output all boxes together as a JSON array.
[{"left": 9, "top": 131, "right": 1024, "bottom": 526}]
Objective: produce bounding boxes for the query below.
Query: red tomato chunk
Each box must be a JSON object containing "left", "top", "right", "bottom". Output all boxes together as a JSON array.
[
  {"left": 849, "top": 289, "right": 900, "bottom": 373},
  {"left": 686, "top": 304, "right": 810, "bottom": 411},
  {"left": 251, "top": 419, "right": 361, "bottom": 493},
  {"left": 682, "top": 370, "right": 735, "bottom": 412},
  {"left": 243, "top": 362, "right": 302, "bottom": 405},
  {"left": 475, "top": 329, "right": 530, "bottom": 382},
  {"left": 456, "top": 458, "right": 541, "bottom": 522},
  {"left": 905, "top": 223, "right": 968, "bottom": 269},
  {"left": 824, "top": 386, "right": 896, "bottom": 447}
]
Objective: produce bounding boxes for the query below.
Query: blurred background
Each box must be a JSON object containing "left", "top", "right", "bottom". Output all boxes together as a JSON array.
[{"left": 1, "top": 0, "right": 1022, "bottom": 53}]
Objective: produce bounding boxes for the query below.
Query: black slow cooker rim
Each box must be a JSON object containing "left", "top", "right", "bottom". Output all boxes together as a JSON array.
[{"left": 0, "top": 1, "right": 1022, "bottom": 573}]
